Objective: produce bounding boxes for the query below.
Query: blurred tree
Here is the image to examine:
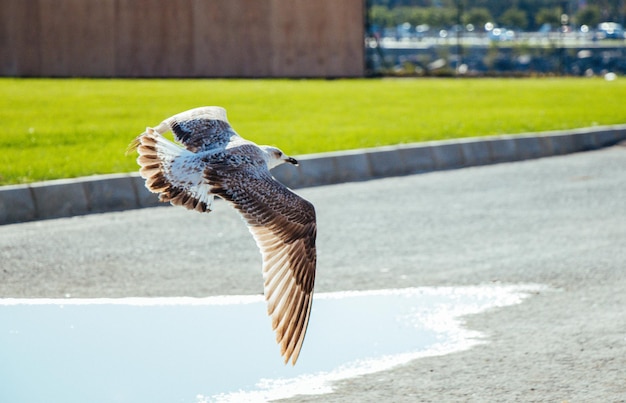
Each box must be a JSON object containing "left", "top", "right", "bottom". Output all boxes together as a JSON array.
[
  {"left": 471, "top": 0, "right": 511, "bottom": 18},
  {"left": 393, "top": 6, "right": 429, "bottom": 26},
  {"left": 368, "top": 1, "right": 626, "bottom": 30},
  {"left": 370, "top": 5, "right": 396, "bottom": 27},
  {"left": 500, "top": 8, "right": 529, "bottom": 29},
  {"left": 535, "top": 7, "right": 562, "bottom": 26},
  {"left": 463, "top": 7, "right": 493, "bottom": 29},
  {"left": 424, "top": 7, "right": 457, "bottom": 27},
  {"left": 575, "top": 5, "right": 602, "bottom": 27}
]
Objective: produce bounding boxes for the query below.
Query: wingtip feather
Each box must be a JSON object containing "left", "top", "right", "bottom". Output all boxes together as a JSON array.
[{"left": 125, "top": 137, "right": 141, "bottom": 156}]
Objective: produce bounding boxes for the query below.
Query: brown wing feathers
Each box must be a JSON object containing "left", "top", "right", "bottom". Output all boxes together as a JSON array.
[
  {"left": 207, "top": 169, "right": 316, "bottom": 364},
  {"left": 253, "top": 225, "right": 315, "bottom": 364}
]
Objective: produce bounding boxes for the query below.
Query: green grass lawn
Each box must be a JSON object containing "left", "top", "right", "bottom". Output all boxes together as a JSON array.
[{"left": 1, "top": 77, "right": 625, "bottom": 185}]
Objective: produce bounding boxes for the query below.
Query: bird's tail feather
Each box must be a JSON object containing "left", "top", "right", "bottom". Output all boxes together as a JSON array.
[
  {"left": 128, "top": 128, "right": 211, "bottom": 213},
  {"left": 132, "top": 127, "right": 183, "bottom": 188}
]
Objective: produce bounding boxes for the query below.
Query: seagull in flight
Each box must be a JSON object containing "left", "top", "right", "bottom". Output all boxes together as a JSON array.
[{"left": 127, "top": 106, "right": 316, "bottom": 364}]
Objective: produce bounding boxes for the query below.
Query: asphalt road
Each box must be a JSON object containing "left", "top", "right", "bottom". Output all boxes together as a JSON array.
[{"left": 1, "top": 145, "right": 625, "bottom": 401}]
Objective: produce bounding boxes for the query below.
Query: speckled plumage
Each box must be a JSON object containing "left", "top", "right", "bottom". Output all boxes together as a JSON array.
[{"left": 128, "top": 106, "right": 316, "bottom": 365}]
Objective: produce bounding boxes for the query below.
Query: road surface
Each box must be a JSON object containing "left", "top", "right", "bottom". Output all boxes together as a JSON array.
[{"left": 1, "top": 145, "right": 625, "bottom": 401}]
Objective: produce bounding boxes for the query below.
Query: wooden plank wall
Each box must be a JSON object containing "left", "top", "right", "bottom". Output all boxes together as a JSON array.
[{"left": 0, "top": 0, "right": 364, "bottom": 78}]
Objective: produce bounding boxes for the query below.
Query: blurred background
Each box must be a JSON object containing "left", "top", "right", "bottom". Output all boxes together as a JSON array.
[
  {"left": 366, "top": 0, "right": 626, "bottom": 77},
  {"left": 2, "top": 0, "right": 625, "bottom": 79}
]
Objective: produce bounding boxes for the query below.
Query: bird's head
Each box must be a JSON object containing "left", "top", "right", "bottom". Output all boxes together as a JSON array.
[{"left": 261, "top": 146, "right": 299, "bottom": 169}]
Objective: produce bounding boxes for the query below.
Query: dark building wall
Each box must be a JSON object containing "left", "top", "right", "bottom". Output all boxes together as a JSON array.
[{"left": 0, "top": 0, "right": 364, "bottom": 77}]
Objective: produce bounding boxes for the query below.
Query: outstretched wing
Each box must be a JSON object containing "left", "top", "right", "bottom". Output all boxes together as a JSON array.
[
  {"left": 152, "top": 106, "right": 241, "bottom": 153},
  {"left": 206, "top": 162, "right": 317, "bottom": 365}
]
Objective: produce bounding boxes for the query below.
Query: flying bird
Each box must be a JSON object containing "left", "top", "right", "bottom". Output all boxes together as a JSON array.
[{"left": 127, "top": 106, "right": 316, "bottom": 365}]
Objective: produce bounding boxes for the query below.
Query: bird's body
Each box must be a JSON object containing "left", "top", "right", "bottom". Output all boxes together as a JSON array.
[{"left": 128, "top": 106, "right": 316, "bottom": 364}]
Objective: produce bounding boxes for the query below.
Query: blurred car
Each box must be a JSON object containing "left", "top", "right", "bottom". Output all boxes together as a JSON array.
[
  {"left": 489, "top": 28, "right": 515, "bottom": 41},
  {"left": 596, "top": 22, "right": 625, "bottom": 39}
]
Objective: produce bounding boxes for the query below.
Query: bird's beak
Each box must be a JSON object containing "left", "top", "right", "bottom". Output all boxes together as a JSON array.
[{"left": 286, "top": 157, "right": 299, "bottom": 166}]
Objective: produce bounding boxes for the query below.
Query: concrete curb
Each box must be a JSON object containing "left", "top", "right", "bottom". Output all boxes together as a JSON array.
[{"left": 2, "top": 125, "right": 625, "bottom": 225}]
